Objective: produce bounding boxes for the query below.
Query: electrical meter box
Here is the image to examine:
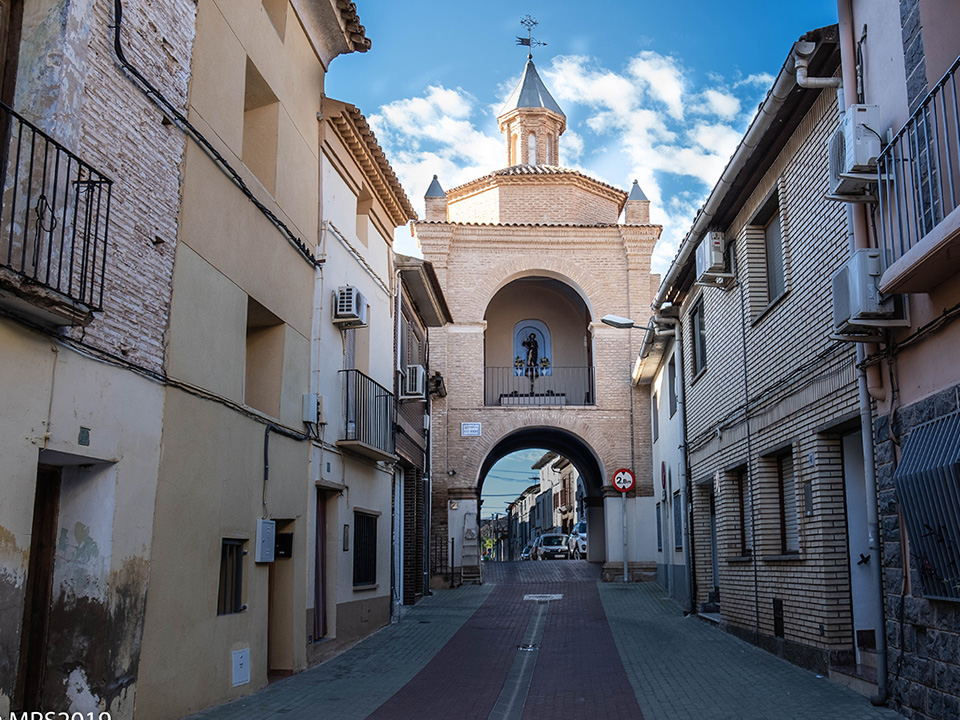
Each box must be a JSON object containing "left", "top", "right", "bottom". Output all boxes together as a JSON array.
[{"left": 255, "top": 518, "right": 276, "bottom": 563}]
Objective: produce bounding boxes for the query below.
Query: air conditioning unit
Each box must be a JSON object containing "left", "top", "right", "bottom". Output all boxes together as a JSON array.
[
  {"left": 828, "top": 104, "right": 881, "bottom": 198},
  {"left": 332, "top": 286, "right": 367, "bottom": 328},
  {"left": 401, "top": 364, "right": 426, "bottom": 399},
  {"left": 832, "top": 248, "right": 908, "bottom": 338},
  {"left": 695, "top": 231, "right": 733, "bottom": 287}
]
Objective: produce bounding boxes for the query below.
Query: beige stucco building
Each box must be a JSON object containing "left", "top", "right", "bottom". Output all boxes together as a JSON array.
[
  {"left": 415, "top": 57, "right": 662, "bottom": 582},
  {"left": 135, "top": 2, "right": 383, "bottom": 718}
]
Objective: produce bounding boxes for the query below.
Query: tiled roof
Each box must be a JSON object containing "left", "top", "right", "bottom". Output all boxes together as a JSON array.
[
  {"left": 337, "top": 1, "right": 371, "bottom": 53},
  {"left": 326, "top": 98, "right": 417, "bottom": 224},
  {"left": 445, "top": 164, "right": 627, "bottom": 200}
]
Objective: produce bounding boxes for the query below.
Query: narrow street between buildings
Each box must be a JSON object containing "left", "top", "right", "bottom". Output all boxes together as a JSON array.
[{"left": 185, "top": 563, "right": 902, "bottom": 720}]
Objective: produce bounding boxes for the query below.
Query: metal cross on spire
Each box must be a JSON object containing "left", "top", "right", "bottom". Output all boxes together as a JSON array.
[{"left": 516, "top": 14, "right": 546, "bottom": 60}]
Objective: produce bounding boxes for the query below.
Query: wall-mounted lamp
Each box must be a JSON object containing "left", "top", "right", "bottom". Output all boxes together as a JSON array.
[
  {"left": 601, "top": 314, "right": 635, "bottom": 329},
  {"left": 447, "top": 469, "right": 457, "bottom": 476}
]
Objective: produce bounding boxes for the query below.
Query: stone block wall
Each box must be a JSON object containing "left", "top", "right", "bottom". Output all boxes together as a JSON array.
[{"left": 876, "top": 384, "right": 960, "bottom": 720}]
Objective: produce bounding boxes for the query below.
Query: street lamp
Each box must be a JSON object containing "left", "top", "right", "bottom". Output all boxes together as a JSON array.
[
  {"left": 601, "top": 314, "right": 635, "bottom": 329},
  {"left": 601, "top": 313, "right": 640, "bottom": 582}
]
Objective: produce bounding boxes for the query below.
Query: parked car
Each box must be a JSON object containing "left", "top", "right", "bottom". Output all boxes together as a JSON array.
[
  {"left": 568, "top": 521, "right": 587, "bottom": 559},
  {"left": 533, "top": 533, "right": 569, "bottom": 560},
  {"left": 519, "top": 545, "right": 532, "bottom": 561}
]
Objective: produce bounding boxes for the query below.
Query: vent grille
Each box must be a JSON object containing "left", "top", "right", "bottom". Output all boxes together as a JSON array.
[{"left": 894, "top": 411, "right": 960, "bottom": 602}]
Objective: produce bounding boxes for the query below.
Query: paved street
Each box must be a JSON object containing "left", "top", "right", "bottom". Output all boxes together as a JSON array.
[{"left": 186, "top": 562, "right": 903, "bottom": 720}]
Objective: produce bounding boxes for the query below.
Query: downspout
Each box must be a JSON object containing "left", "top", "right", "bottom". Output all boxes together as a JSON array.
[{"left": 838, "top": 0, "right": 888, "bottom": 704}]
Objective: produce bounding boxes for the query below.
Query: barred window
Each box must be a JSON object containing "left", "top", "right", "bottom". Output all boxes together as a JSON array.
[
  {"left": 353, "top": 512, "right": 377, "bottom": 586},
  {"left": 217, "top": 539, "right": 245, "bottom": 615}
]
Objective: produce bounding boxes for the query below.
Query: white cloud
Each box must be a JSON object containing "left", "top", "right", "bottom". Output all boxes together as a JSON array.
[
  {"left": 627, "top": 51, "right": 687, "bottom": 121},
  {"left": 371, "top": 50, "right": 770, "bottom": 273},
  {"left": 737, "top": 72, "right": 776, "bottom": 88},
  {"left": 695, "top": 89, "right": 741, "bottom": 118}
]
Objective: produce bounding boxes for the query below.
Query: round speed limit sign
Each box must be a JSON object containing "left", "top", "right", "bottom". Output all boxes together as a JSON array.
[{"left": 612, "top": 468, "right": 635, "bottom": 493}]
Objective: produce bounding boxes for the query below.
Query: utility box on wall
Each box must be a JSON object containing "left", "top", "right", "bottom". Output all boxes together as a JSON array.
[{"left": 255, "top": 518, "right": 276, "bottom": 563}]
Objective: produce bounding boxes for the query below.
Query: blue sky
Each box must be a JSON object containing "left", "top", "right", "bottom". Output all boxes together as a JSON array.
[{"left": 326, "top": 1, "right": 840, "bottom": 518}]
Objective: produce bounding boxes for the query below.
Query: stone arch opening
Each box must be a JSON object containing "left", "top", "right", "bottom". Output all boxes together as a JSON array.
[{"left": 476, "top": 426, "right": 607, "bottom": 564}]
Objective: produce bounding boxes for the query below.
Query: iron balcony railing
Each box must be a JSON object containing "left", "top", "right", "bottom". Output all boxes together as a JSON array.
[
  {"left": 878, "top": 54, "right": 960, "bottom": 269},
  {"left": 340, "top": 368, "right": 395, "bottom": 456},
  {"left": 484, "top": 366, "right": 595, "bottom": 407},
  {"left": 0, "top": 103, "right": 113, "bottom": 311}
]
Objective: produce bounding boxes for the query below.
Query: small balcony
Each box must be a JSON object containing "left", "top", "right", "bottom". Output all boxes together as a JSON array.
[
  {"left": 484, "top": 366, "right": 596, "bottom": 407},
  {"left": 877, "top": 55, "right": 960, "bottom": 293},
  {"left": 0, "top": 103, "right": 112, "bottom": 326},
  {"left": 338, "top": 368, "right": 396, "bottom": 462}
]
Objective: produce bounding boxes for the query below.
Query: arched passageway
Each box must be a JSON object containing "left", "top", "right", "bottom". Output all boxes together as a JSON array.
[{"left": 475, "top": 427, "right": 607, "bottom": 565}]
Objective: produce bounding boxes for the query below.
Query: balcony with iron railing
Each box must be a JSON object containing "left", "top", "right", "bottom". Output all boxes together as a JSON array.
[
  {"left": 877, "top": 54, "right": 960, "bottom": 293},
  {"left": 0, "top": 103, "right": 112, "bottom": 326},
  {"left": 484, "top": 366, "right": 596, "bottom": 407},
  {"left": 338, "top": 368, "right": 396, "bottom": 461}
]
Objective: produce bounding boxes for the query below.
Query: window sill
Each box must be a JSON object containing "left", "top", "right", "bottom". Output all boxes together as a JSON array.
[
  {"left": 761, "top": 553, "right": 802, "bottom": 562},
  {"left": 725, "top": 555, "right": 754, "bottom": 564},
  {"left": 352, "top": 583, "right": 379, "bottom": 592},
  {"left": 751, "top": 289, "right": 790, "bottom": 327}
]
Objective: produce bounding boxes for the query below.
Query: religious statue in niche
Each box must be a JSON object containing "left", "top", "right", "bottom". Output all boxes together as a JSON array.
[
  {"left": 522, "top": 333, "right": 539, "bottom": 378},
  {"left": 513, "top": 321, "right": 551, "bottom": 389}
]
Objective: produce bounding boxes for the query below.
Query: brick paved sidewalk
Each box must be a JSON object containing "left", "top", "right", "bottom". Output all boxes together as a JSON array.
[{"left": 600, "top": 582, "right": 902, "bottom": 720}]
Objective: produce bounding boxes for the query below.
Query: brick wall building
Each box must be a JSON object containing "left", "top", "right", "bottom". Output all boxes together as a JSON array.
[
  {"left": 642, "top": 27, "right": 888, "bottom": 681},
  {"left": 415, "top": 56, "right": 662, "bottom": 583}
]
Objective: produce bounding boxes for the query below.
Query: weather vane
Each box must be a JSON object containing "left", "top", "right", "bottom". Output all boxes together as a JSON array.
[{"left": 516, "top": 15, "right": 546, "bottom": 60}]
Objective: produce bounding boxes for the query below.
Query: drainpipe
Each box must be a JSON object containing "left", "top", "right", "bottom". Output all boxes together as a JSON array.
[{"left": 838, "top": 0, "right": 888, "bottom": 703}]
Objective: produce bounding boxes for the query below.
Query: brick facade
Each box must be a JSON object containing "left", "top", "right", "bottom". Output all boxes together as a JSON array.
[
  {"left": 417, "top": 190, "right": 660, "bottom": 574},
  {"left": 672, "top": 76, "right": 872, "bottom": 673}
]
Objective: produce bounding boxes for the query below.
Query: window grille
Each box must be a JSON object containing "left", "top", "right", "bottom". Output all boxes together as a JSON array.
[
  {"left": 217, "top": 539, "right": 245, "bottom": 615},
  {"left": 353, "top": 512, "right": 377, "bottom": 586}
]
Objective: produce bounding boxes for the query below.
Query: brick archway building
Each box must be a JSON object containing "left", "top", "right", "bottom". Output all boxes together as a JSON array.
[{"left": 414, "top": 58, "right": 662, "bottom": 581}]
